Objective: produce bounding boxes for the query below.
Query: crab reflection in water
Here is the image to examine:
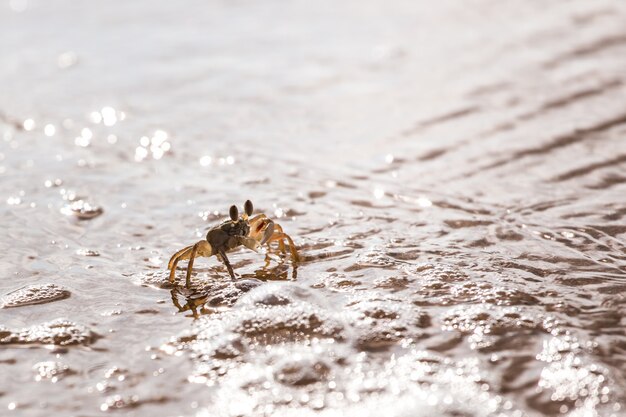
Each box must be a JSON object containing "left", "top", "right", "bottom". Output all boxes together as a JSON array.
[{"left": 170, "top": 261, "right": 297, "bottom": 318}]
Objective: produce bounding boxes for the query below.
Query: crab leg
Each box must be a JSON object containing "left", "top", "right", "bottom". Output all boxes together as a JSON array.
[
  {"left": 185, "top": 242, "right": 201, "bottom": 288},
  {"left": 218, "top": 249, "right": 236, "bottom": 279},
  {"left": 272, "top": 223, "right": 287, "bottom": 253},
  {"left": 168, "top": 245, "right": 194, "bottom": 282},
  {"left": 168, "top": 245, "right": 192, "bottom": 269},
  {"left": 267, "top": 231, "right": 300, "bottom": 262},
  {"left": 168, "top": 240, "right": 213, "bottom": 285}
]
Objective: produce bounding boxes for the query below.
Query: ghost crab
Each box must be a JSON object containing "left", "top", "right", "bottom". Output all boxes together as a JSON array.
[{"left": 168, "top": 200, "right": 299, "bottom": 287}]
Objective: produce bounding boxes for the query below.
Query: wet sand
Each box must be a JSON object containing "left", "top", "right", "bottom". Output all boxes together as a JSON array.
[{"left": 1, "top": 0, "right": 626, "bottom": 416}]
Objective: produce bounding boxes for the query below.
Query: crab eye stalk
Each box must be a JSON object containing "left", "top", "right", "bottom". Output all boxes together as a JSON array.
[
  {"left": 244, "top": 200, "right": 253, "bottom": 216},
  {"left": 229, "top": 205, "right": 239, "bottom": 221}
]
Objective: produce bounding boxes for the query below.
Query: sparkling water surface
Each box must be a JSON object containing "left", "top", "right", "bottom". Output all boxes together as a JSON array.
[{"left": 1, "top": 1, "right": 626, "bottom": 416}]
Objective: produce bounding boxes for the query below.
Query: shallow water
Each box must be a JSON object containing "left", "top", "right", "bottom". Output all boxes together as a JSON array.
[{"left": 1, "top": 0, "right": 626, "bottom": 416}]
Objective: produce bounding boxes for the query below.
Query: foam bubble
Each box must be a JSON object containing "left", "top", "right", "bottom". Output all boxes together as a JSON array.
[
  {"left": 1, "top": 284, "right": 71, "bottom": 308},
  {"left": 0, "top": 319, "right": 97, "bottom": 346}
]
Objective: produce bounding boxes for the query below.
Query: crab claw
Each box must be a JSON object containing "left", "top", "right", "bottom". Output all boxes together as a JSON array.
[
  {"left": 261, "top": 220, "right": 275, "bottom": 245},
  {"left": 239, "top": 236, "right": 261, "bottom": 252}
]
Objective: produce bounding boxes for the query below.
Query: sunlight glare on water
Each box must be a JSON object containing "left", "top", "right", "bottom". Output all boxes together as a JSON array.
[{"left": 1, "top": 0, "right": 626, "bottom": 416}]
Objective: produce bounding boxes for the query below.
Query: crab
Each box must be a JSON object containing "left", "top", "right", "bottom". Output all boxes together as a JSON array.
[{"left": 168, "top": 200, "right": 299, "bottom": 287}]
